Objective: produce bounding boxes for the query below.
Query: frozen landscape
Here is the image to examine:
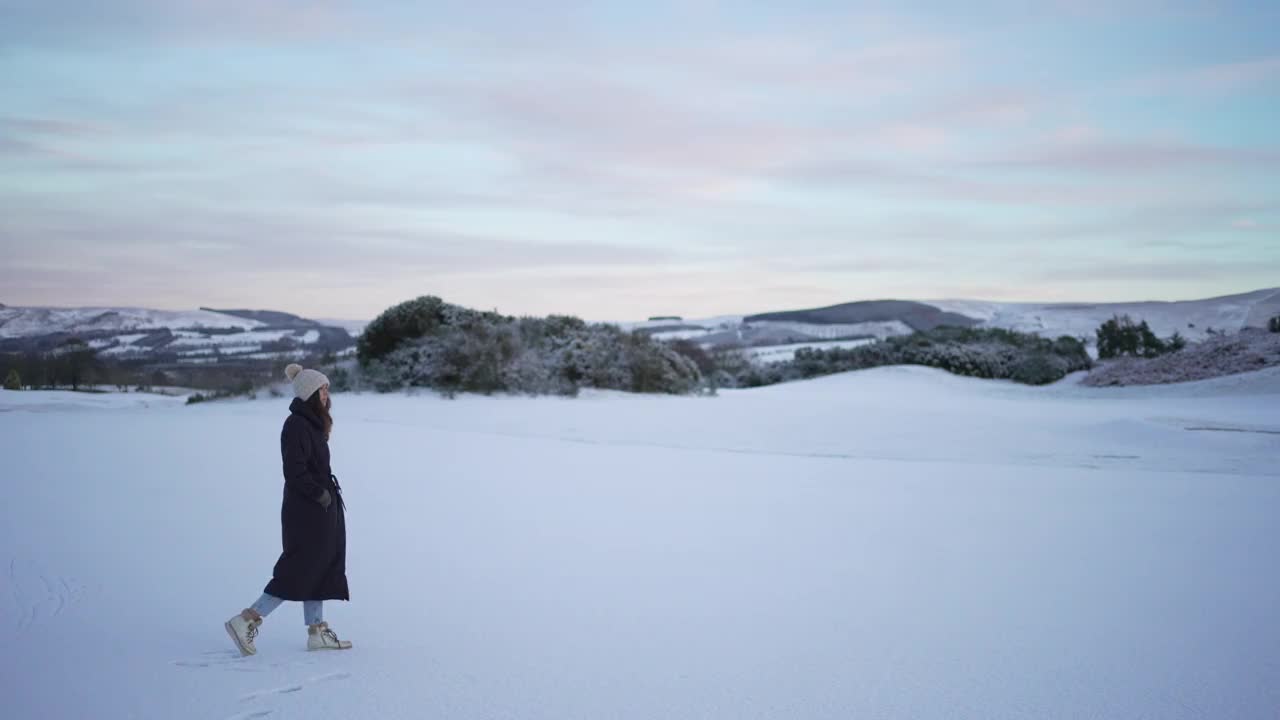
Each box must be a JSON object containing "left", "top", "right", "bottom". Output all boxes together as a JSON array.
[
  {"left": 3, "top": 366, "right": 1278, "bottom": 719},
  {"left": 7, "top": 0, "right": 1278, "bottom": 716}
]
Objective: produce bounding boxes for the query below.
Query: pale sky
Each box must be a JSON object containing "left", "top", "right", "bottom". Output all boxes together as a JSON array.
[{"left": 2, "top": 0, "right": 1278, "bottom": 321}]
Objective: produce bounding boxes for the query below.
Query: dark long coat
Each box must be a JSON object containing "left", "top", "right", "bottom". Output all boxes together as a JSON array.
[{"left": 263, "top": 397, "right": 349, "bottom": 601}]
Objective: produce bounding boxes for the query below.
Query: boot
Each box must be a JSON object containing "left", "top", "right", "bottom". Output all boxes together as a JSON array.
[
  {"left": 307, "top": 621, "right": 353, "bottom": 651},
  {"left": 225, "top": 609, "right": 263, "bottom": 657}
]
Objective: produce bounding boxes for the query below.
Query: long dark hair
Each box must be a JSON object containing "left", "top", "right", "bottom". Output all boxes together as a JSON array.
[{"left": 306, "top": 390, "right": 333, "bottom": 439}]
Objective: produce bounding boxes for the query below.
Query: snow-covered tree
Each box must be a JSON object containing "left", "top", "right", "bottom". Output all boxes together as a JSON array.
[{"left": 1096, "top": 315, "right": 1179, "bottom": 359}]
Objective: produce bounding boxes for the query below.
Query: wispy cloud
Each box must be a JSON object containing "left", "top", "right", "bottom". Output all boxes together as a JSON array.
[
  {"left": 976, "top": 138, "right": 1280, "bottom": 173},
  {"left": 1136, "top": 54, "right": 1280, "bottom": 96}
]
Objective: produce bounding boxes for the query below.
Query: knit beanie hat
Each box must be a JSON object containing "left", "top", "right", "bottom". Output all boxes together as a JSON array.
[{"left": 285, "top": 363, "right": 330, "bottom": 401}]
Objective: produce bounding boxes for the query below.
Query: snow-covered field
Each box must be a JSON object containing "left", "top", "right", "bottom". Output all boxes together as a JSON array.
[
  {"left": 3, "top": 367, "right": 1279, "bottom": 719},
  {"left": 746, "top": 319, "right": 914, "bottom": 341},
  {"left": 168, "top": 329, "right": 318, "bottom": 348},
  {"left": 745, "top": 338, "right": 878, "bottom": 364}
]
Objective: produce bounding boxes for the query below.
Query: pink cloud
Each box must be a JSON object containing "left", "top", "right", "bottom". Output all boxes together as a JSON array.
[
  {"left": 677, "top": 36, "right": 963, "bottom": 96},
  {"left": 1049, "top": 124, "right": 1103, "bottom": 143},
  {"left": 870, "top": 124, "right": 951, "bottom": 153}
]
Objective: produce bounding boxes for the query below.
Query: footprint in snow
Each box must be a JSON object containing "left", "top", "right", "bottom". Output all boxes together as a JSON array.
[
  {"left": 239, "top": 672, "right": 351, "bottom": 703},
  {"left": 225, "top": 707, "right": 272, "bottom": 717},
  {"left": 225, "top": 710, "right": 274, "bottom": 720}
]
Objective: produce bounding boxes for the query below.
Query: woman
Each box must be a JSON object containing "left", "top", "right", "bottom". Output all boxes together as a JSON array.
[{"left": 225, "top": 363, "right": 352, "bottom": 655}]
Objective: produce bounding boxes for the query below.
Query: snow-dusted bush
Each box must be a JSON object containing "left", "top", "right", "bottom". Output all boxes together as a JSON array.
[
  {"left": 888, "top": 329, "right": 1089, "bottom": 384},
  {"left": 503, "top": 347, "right": 578, "bottom": 397},
  {"left": 1009, "top": 354, "right": 1069, "bottom": 385},
  {"left": 1084, "top": 328, "right": 1280, "bottom": 386},
  {"left": 358, "top": 296, "right": 505, "bottom": 365},
  {"left": 560, "top": 323, "right": 632, "bottom": 390},
  {"left": 627, "top": 335, "right": 703, "bottom": 394},
  {"left": 1270, "top": 316, "right": 1280, "bottom": 333},
  {"left": 4, "top": 369, "right": 21, "bottom": 391},
  {"left": 706, "top": 349, "right": 754, "bottom": 390},
  {"left": 356, "top": 296, "right": 702, "bottom": 396},
  {"left": 717, "top": 327, "right": 1091, "bottom": 388},
  {"left": 328, "top": 367, "right": 352, "bottom": 392},
  {"left": 668, "top": 339, "right": 715, "bottom": 375}
]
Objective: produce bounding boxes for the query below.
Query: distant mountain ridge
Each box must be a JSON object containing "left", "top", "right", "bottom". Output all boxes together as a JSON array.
[{"left": 746, "top": 300, "right": 979, "bottom": 332}]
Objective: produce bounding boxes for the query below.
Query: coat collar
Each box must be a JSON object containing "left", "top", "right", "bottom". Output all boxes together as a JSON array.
[{"left": 289, "top": 396, "right": 325, "bottom": 431}]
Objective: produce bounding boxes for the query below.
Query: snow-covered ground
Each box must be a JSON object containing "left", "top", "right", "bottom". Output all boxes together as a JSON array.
[
  {"left": 0, "top": 388, "right": 190, "bottom": 412},
  {"left": 2, "top": 367, "right": 1278, "bottom": 719}
]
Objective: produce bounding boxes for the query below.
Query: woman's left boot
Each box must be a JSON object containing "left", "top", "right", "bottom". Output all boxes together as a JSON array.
[{"left": 307, "top": 622, "right": 353, "bottom": 651}]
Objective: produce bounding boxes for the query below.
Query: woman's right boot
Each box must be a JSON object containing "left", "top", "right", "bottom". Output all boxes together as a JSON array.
[{"left": 225, "top": 609, "right": 263, "bottom": 656}]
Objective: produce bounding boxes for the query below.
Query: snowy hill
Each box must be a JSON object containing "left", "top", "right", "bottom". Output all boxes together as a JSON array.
[
  {"left": 929, "top": 287, "right": 1280, "bottom": 343},
  {"left": 1, "top": 366, "right": 1278, "bottom": 718},
  {"left": 628, "top": 288, "right": 1280, "bottom": 359},
  {"left": 0, "top": 306, "right": 264, "bottom": 339},
  {"left": 0, "top": 305, "right": 355, "bottom": 363}
]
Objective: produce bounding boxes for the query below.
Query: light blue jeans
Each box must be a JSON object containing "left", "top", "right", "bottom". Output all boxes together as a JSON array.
[{"left": 251, "top": 593, "right": 323, "bottom": 626}]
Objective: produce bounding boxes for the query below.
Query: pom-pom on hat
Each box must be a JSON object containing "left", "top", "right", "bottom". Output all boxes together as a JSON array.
[{"left": 285, "top": 363, "right": 330, "bottom": 401}]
